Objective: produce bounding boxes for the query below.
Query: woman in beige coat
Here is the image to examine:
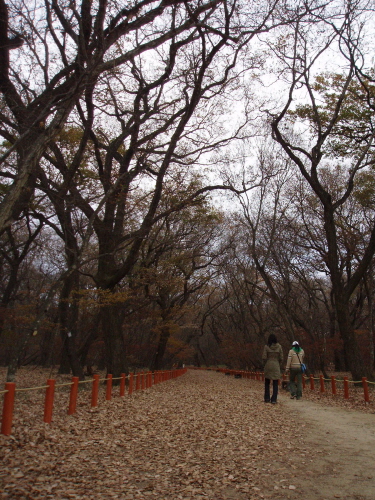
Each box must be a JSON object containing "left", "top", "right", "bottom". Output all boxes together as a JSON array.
[{"left": 262, "top": 334, "right": 283, "bottom": 404}]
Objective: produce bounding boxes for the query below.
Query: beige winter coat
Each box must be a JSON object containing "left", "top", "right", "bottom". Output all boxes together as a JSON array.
[
  {"left": 262, "top": 343, "right": 283, "bottom": 380},
  {"left": 286, "top": 348, "right": 305, "bottom": 370}
]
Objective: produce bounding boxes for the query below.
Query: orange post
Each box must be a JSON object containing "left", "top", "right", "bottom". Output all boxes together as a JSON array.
[
  {"left": 141, "top": 372, "right": 145, "bottom": 390},
  {"left": 331, "top": 376, "right": 336, "bottom": 395},
  {"left": 43, "top": 379, "right": 55, "bottom": 424},
  {"left": 1, "top": 382, "right": 16, "bottom": 436},
  {"left": 91, "top": 374, "right": 99, "bottom": 407},
  {"left": 68, "top": 377, "right": 79, "bottom": 415},
  {"left": 149, "top": 372, "right": 153, "bottom": 387},
  {"left": 344, "top": 377, "right": 349, "bottom": 399},
  {"left": 310, "top": 374, "right": 315, "bottom": 391},
  {"left": 319, "top": 375, "right": 325, "bottom": 393},
  {"left": 106, "top": 374, "right": 113, "bottom": 401},
  {"left": 128, "top": 373, "right": 133, "bottom": 395},
  {"left": 362, "top": 377, "right": 370, "bottom": 403},
  {"left": 136, "top": 373, "right": 140, "bottom": 391},
  {"left": 302, "top": 375, "right": 306, "bottom": 390},
  {"left": 120, "top": 373, "right": 126, "bottom": 397}
]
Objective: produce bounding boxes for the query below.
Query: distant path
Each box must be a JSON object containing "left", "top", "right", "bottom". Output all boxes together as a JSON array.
[{"left": 1, "top": 369, "right": 375, "bottom": 499}]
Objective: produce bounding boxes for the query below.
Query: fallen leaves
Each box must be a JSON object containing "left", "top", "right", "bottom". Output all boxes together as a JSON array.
[
  {"left": 0, "top": 369, "right": 308, "bottom": 499},
  {"left": 1, "top": 367, "right": 373, "bottom": 499}
]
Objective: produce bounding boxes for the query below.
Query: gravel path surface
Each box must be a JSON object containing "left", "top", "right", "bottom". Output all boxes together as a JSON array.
[{"left": 1, "top": 369, "right": 374, "bottom": 499}]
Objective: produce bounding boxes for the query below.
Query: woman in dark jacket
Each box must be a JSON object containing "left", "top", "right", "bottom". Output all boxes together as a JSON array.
[{"left": 262, "top": 334, "right": 283, "bottom": 404}]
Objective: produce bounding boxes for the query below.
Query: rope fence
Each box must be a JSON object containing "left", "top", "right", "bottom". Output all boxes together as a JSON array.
[
  {"left": 1, "top": 368, "right": 187, "bottom": 436},
  {"left": 215, "top": 368, "right": 375, "bottom": 404}
]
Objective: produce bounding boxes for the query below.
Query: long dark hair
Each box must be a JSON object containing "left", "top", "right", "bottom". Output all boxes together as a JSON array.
[{"left": 267, "top": 334, "right": 278, "bottom": 346}]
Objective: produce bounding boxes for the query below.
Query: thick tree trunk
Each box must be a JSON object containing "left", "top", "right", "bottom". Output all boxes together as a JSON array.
[
  {"left": 78, "top": 316, "right": 100, "bottom": 368},
  {"left": 101, "top": 303, "right": 128, "bottom": 380},
  {"left": 151, "top": 325, "right": 171, "bottom": 371},
  {"left": 335, "top": 300, "right": 372, "bottom": 380},
  {"left": 57, "top": 272, "right": 84, "bottom": 379}
]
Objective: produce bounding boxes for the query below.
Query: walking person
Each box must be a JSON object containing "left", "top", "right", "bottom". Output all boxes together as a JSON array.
[
  {"left": 285, "top": 341, "right": 305, "bottom": 400},
  {"left": 262, "top": 334, "right": 283, "bottom": 404}
]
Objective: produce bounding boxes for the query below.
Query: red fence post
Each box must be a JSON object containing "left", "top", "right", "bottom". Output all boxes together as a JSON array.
[
  {"left": 120, "top": 373, "right": 126, "bottom": 397},
  {"left": 319, "top": 375, "right": 325, "bottom": 393},
  {"left": 310, "top": 375, "right": 315, "bottom": 391},
  {"left": 362, "top": 377, "right": 370, "bottom": 403},
  {"left": 302, "top": 375, "right": 306, "bottom": 390},
  {"left": 129, "top": 373, "right": 133, "bottom": 395},
  {"left": 43, "top": 379, "right": 55, "bottom": 424},
  {"left": 106, "top": 374, "right": 113, "bottom": 401},
  {"left": 68, "top": 377, "right": 79, "bottom": 415},
  {"left": 136, "top": 373, "right": 140, "bottom": 391},
  {"left": 91, "top": 374, "right": 100, "bottom": 407},
  {"left": 331, "top": 376, "right": 336, "bottom": 396},
  {"left": 141, "top": 372, "right": 145, "bottom": 390},
  {"left": 1, "top": 382, "right": 16, "bottom": 436},
  {"left": 344, "top": 377, "right": 349, "bottom": 399}
]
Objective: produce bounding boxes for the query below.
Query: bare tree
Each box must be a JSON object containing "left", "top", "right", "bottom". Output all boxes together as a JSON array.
[
  {"left": 270, "top": 2, "right": 375, "bottom": 379},
  {"left": 0, "top": 0, "right": 237, "bottom": 233}
]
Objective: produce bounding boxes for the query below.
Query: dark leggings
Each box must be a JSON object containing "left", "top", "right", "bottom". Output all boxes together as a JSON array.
[{"left": 264, "top": 378, "right": 279, "bottom": 403}]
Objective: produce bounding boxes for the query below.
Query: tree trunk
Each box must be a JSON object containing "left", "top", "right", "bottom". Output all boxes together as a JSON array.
[
  {"left": 151, "top": 325, "right": 171, "bottom": 371},
  {"left": 335, "top": 300, "right": 372, "bottom": 380},
  {"left": 101, "top": 303, "right": 128, "bottom": 380},
  {"left": 57, "top": 272, "right": 84, "bottom": 379}
]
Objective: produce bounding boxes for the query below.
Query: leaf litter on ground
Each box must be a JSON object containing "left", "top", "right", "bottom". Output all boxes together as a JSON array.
[{"left": 0, "top": 367, "right": 374, "bottom": 499}]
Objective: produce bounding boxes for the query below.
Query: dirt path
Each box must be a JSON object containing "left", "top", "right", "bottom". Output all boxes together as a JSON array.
[
  {"left": 1, "top": 369, "right": 375, "bottom": 499},
  {"left": 280, "top": 394, "right": 375, "bottom": 500}
]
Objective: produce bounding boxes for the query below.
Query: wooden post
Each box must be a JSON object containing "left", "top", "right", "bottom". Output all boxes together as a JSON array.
[
  {"left": 320, "top": 375, "right": 325, "bottom": 393},
  {"left": 120, "top": 373, "right": 126, "bottom": 397},
  {"left": 1, "top": 382, "right": 16, "bottom": 436},
  {"left": 141, "top": 372, "right": 145, "bottom": 390},
  {"left": 43, "top": 379, "right": 55, "bottom": 424},
  {"left": 362, "top": 377, "right": 370, "bottom": 403},
  {"left": 91, "top": 374, "right": 100, "bottom": 407},
  {"left": 136, "top": 373, "right": 140, "bottom": 391},
  {"left": 68, "top": 377, "right": 79, "bottom": 415},
  {"left": 310, "top": 374, "right": 315, "bottom": 391},
  {"left": 302, "top": 375, "right": 306, "bottom": 390},
  {"left": 106, "top": 374, "right": 113, "bottom": 401},
  {"left": 128, "top": 373, "right": 133, "bottom": 395}
]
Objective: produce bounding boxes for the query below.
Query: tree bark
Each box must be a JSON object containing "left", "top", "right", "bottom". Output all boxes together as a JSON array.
[
  {"left": 151, "top": 325, "right": 171, "bottom": 371},
  {"left": 101, "top": 303, "right": 129, "bottom": 380}
]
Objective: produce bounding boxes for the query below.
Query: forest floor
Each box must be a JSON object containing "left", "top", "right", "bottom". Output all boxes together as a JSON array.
[{"left": 1, "top": 368, "right": 375, "bottom": 500}]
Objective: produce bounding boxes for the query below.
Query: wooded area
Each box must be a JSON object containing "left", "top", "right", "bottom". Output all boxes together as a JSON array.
[{"left": 1, "top": 0, "right": 375, "bottom": 382}]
